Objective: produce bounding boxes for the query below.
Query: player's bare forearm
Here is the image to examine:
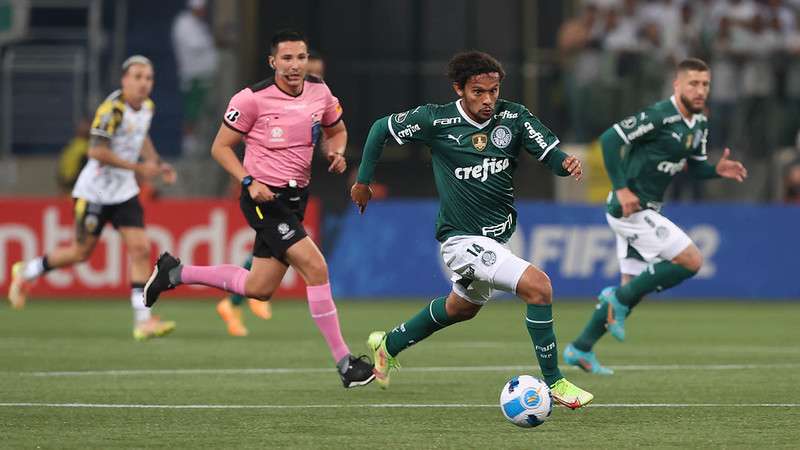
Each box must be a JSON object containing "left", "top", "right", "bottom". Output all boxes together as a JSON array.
[
  {"left": 322, "top": 121, "right": 347, "bottom": 156},
  {"left": 323, "top": 121, "right": 348, "bottom": 174},
  {"left": 88, "top": 142, "right": 137, "bottom": 171},
  {"left": 211, "top": 124, "right": 248, "bottom": 181},
  {"left": 140, "top": 135, "right": 160, "bottom": 163}
]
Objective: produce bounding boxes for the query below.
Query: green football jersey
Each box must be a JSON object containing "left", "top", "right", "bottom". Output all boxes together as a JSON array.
[
  {"left": 605, "top": 96, "right": 709, "bottom": 216},
  {"left": 385, "top": 99, "right": 563, "bottom": 243}
]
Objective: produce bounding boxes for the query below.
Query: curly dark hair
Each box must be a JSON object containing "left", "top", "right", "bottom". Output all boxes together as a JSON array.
[{"left": 447, "top": 51, "right": 505, "bottom": 89}]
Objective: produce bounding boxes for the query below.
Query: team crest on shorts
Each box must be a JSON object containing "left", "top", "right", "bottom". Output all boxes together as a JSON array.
[
  {"left": 84, "top": 214, "right": 99, "bottom": 233},
  {"left": 490, "top": 126, "right": 512, "bottom": 149},
  {"left": 278, "top": 223, "right": 296, "bottom": 241},
  {"left": 656, "top": 226, "right": 670, "bottom": 240},
  {"left": 472, "top": 133, "right": 488, "bottom": 151},
  {"left": 481, "top": 250, "right": 497, "bottom": 266}
]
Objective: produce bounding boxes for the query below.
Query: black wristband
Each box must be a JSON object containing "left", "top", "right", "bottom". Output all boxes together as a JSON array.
[{"left": 241, "top": 175, "right": 254, "bottom": 187}]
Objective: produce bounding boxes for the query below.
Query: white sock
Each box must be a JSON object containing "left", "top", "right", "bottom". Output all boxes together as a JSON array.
[
  {"left": 131, "top": 287, "right": 150, "bottom": 323},
  {"left": 22, "top": 257, "right": 46, "bottom": 280}
]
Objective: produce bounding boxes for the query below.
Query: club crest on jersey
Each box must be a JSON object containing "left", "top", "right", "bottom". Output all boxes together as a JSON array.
[
  {"left": 472, "top": 133, "right": 488, "bottom": 151},
  {"left": 620, "top": 116, "right": 637, "bottom": 129},
  {"left": 490, "top": 125, "right": 512, "bottom": 149}
]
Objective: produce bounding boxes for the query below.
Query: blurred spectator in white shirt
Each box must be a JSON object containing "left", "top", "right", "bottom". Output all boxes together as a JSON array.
[{"left": 172, "top": 0, "right": 219, "bottom": 157}]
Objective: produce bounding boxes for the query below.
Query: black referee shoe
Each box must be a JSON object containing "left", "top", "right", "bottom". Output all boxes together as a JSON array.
[
  {"left": 338, "top": 354, "right": 376, "bottom": 388},
  {"left": 144, "top": 252, "right": 180, "bottom": 307}
]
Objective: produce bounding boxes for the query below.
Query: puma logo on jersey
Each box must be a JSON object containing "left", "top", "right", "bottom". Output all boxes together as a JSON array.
[
  {"left": 657, "top": 158, "right": 686, "bottom": 175},
  {"left": 447, "top": 134, "right": 463, "bottom": 144},
  {"left": 454, "top": 157, "right": 510, "bottom": 182},
  {"left": 671, "top": 132, "right": 682, "bottom": 142}
]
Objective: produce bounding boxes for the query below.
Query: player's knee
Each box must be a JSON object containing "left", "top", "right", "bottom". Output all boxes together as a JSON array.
[
  {"left": 250, "top": 287, "right": 275, "bottom": 302},
  {"left": 518, "top": 270, "right": 552, "bottom": 305},
  {"left": 301, "top": 259, "right": 329, "bottom": 285},
  {"left": 675, "top": 246, "right": 703, "bottom": 274},
  {"left": 446, "top": 297, "right": 481, "bottom": 322},
  {"left": 450, "top": 306, "right": 479, "bottom": 322},
  {"left": 683, "top": 252, "right": 703, "bottom": 274}
]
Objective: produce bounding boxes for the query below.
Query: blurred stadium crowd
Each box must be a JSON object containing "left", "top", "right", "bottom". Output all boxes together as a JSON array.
[
  {"left": 560, "top": 0, "right": 800, "bottom": 202},
  {"left": 1, "top": 0, "right": 800, "bottom": 203}
]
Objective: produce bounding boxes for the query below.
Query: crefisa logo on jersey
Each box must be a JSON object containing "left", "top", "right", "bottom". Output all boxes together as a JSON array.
[
  {"left": 472, "top": 133, "right": 488, "bottom": 151},
  {"left": 490, "top": 125, "right": 512, "bottom": 149}
]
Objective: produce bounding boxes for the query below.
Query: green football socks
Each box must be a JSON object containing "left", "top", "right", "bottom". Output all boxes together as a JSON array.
[
  {"left": 385, "top": 296, "right": 455, "bottom": 357},
  {"left": 525, "top": 303, "right": 563, "bottom": 386},
  {"left": 616, "top": 261, "right": 695, "bottom": 306},
  {"left": 573, "top": 295, "right": 644, "bottom": 352}
]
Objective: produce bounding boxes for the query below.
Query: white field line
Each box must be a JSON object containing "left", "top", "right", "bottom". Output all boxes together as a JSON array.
[
  {"left": 0, "top": 402, "right": 798, "bottom": 410},
  {"left": 20, "top": 363, "right": 800, "bottom": 377}
]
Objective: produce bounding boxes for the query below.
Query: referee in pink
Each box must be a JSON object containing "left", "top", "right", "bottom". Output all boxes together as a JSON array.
[{"left": 144, "top": 30, "right": 375, "bottom": 388}]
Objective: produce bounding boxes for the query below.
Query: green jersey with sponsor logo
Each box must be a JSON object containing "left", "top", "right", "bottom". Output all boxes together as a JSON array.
[
  {"left": 357, "top": 99, "right": 570, "bottom": 243},
  {"left": 602, "top": 96, "right": 717, "bottom": 218}
]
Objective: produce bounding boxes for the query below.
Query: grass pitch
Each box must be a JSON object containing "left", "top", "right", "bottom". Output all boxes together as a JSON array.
[{"left": 1, "top": 298, "right": 798, "bottom": 448}]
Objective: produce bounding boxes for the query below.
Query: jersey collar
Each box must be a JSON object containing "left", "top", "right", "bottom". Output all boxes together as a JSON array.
[
  {"left": 670, "top": 95, "right": 697, "bottom": 128},
  {"left": 456, "top": 99, "right": 492, "bottom": 129}
]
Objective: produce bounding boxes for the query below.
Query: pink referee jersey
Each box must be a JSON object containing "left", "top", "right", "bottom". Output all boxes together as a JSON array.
[{"left": 222, "top": 76, "right": 343, "bottom": 188}]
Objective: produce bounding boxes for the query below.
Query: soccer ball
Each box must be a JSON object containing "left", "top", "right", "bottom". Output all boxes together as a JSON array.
[{"left": 499, "top": 375, "right": 552, "bottom": 428}]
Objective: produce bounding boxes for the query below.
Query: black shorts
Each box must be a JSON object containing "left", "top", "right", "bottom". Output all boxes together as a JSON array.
[
  {"left": 74, "top": 196, "right": 144, "bottom": 241},
  {"left": 239, "top": 185, "right": 309, "bottom": 263}
]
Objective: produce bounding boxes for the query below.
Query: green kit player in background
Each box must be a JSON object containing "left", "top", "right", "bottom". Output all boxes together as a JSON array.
[
  {"left": 564, "top": 58, "right": 748, "bottom": 375},
  {"left": 351, "top": 51, "right": 593, "bottom": 409}
]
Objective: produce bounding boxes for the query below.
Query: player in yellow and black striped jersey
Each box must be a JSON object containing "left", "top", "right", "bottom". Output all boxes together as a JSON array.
[{"left": 8, "top": 55, "right": 179, "bottom": 341}]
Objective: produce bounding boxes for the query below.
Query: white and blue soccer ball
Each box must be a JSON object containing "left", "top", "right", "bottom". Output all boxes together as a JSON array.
[{"left": 500, "top": 375, "right": 552, "bottom": 428}]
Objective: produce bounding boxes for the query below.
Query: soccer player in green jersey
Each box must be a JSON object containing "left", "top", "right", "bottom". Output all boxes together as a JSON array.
[
  {"left": 351, "top": 51, "right": 593, "bottom": 409},
  {"left": 564, "top": 58, "right": 748, "bottom": 375}
]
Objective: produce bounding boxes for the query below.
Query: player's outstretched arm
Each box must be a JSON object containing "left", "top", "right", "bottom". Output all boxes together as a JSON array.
[
  {"left": 714, "top": 148, "right": 748, "bottom": 182},
  {"left": 688, "top": 148, "right": 746, "bottom": 182},
  {"left": 351, "top": 116, "right": 391, "bottom": 214}
]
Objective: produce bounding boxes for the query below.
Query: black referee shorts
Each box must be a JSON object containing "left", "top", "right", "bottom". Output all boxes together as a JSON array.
[{"left": 239, "top": 185, "right": 309, "bottom": 263}]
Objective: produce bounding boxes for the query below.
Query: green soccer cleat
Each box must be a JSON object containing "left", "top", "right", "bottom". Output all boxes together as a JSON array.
[
  {"left": 563, "top": 343, "right": 614, "bottom": 375},
  {"left": 367, "top": 331, "right": 400, "bottom": 389},
  {"left": 599, "top": 286, "right": 629, "bottom": 341},
  {"left": 549, "top": 378, "right": 594, "bottom": 409}
]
